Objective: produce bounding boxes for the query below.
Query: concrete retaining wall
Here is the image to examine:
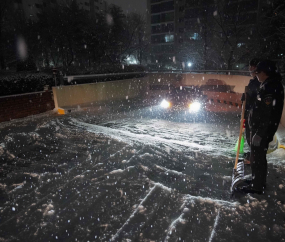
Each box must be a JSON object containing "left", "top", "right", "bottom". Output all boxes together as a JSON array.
[
  {"left": 0, "top": 91, "right": 55, "bottom": 122},
  {"left": 52, "top": 77, "right": 149, "bottom": 109},
  {"left": 53, "top": 73, "right": 285, "bottom": 127},
  {"left": 52, "top": 74, "right": 251, "bottom": 109},
  {"left": 1, "top": 72, "right": 284, "bottom": 132}
]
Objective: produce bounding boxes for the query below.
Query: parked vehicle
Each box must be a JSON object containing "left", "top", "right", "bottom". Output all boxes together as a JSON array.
[{"left": 158, "top": 86, "right": 208, "bottom": 119}]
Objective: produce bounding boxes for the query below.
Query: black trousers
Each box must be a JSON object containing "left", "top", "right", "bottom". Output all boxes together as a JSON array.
[{"left": 249, "top": 131, "right": 270, "bottom": 191}]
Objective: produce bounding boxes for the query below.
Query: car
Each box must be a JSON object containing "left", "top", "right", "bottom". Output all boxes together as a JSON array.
[{"left": 158, "top": 86, "right": 208, "bottom": 120}]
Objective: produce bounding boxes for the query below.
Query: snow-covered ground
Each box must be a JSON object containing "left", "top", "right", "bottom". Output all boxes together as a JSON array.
[{"left": 1, "top": 101, "right": 285, "bottom": 242}]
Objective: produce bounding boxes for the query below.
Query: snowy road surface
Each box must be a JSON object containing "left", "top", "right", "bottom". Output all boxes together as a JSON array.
[{"left": 1, "top": 101, "right": 285, "bottom": 242}]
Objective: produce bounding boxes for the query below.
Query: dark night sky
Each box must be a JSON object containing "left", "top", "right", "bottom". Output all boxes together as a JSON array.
[{"left": 106, "top": 0, "right": 147, "bottom": 15}]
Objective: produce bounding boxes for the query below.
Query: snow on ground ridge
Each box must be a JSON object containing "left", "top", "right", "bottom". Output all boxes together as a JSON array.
[
  {"left": 69, "top": 118, "right": 232, "bottom": 157},
  {"left": 182, "top": 194, "right": 239, "bottom": 208}
]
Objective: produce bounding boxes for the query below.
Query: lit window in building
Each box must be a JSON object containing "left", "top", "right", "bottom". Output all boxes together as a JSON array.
[
  {"left": 165, "top": 35, "right": 174, "bottom": 43},
  {"left": 192, "top": 33, "right": 198, "bottom": 40},
  {"left": 189, "top": 33, "right": 199, "bottom": 40},
  {"left": 237, "top": 43, "right": 245, "bottom": 47}
]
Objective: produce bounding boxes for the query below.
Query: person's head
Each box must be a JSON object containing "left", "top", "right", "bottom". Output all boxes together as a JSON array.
[
  {"left": 249, "top": 58, "right": 260, "bottom": 77},
  {"left": 255, "top": 60, "right": 277, "bottom": 82}
]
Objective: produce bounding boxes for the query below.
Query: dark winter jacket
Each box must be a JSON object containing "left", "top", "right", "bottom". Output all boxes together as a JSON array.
[
  {"left": 244, "top": 77, "right": 260, "bottom": 119},
  {"left": 248, "top": 74, "right": 284, "bottom": 141}
]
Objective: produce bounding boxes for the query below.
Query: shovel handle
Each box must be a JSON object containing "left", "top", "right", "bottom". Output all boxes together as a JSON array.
[{"left": 234, "top": 87, "right": 248, "bottom": 169}]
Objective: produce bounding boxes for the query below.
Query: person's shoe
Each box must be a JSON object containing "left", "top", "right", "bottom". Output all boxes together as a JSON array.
[
  {"left": 243, "top": 152, "right": 250, "bottom": 165},
  {"left": 235, "top": 185, "right": 263, "bottom": 194}
]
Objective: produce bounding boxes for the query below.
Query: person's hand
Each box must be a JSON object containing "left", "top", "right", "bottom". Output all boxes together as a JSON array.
[{"left": 252, "top": 134, "right": 262, "bottom": 146}]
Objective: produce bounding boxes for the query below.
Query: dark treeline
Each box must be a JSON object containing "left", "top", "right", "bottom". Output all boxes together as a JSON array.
[
  {"left": 0, "top": 1, "right": 148, "bottom": 73},
  {"left": 0, "top": 0, "right": 284, "bottom": 72}
]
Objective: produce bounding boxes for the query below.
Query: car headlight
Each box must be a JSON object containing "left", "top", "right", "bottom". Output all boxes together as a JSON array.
[
  {"left": 160, "top": 99, "right": 171, "bottom": 108},
  {"left": 189, "top": 101, "right": 201, "bottom": 113}
]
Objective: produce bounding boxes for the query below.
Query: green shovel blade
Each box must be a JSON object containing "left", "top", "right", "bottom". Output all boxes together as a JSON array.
[{"left": 234, "top": 134, "right": 244, "bottom": 153}]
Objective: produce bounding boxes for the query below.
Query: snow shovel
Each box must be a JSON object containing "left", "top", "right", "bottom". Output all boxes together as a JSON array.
[
  {"left": 234, "top": 132, "right": 244, "bottom": 153},
  {"left": 231, "top": 87, "right": 247, "bottom": 195},
  {"left": 234, "top": 118, "right": 246, "bottom": 153}
]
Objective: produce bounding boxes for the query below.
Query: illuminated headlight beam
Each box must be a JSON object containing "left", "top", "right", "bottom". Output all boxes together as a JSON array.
[
  {"left": 189, "top": 101, "right": 201, "bottom": 113},
  {"left": 160, "top": 99, "right": 171, "bottom": 109}
]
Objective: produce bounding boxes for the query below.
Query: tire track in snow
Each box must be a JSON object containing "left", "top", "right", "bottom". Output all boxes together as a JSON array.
[
  {"left": 164, "top": 212, "right": 185, "bottom": 242},
  {"left": 68, "top": 117, "right": 240, "bottom": 241},
  {"left": 209, "top": 209, "right": 220, "bottom": 242},
  {"left": 111, "top": 183, "right": 172, "bottom": 241},
  {"left": 163, "top": 195, "right": 237, "bottom": 241}
]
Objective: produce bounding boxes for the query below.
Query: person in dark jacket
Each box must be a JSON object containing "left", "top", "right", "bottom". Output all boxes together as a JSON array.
[
  {"left": 241, "top": 58, "right": 261, "bottom": 165},
  {"left": 239, "top": 60, "right": 284, "bottom": 194}
]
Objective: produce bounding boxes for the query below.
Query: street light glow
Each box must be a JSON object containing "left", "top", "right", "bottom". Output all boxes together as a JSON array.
[{"left": 188, "top": 62, "right": 192, "bottom": 67}]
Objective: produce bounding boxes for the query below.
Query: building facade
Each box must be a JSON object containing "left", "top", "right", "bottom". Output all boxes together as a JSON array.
[
  {"left": 147, "top": 0, "right": 270, "bottom": 70},
  {"left": 147, "top": 0, "right": 176, "bottom": 67}
]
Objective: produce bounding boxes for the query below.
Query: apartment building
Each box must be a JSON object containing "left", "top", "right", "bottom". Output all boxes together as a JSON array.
[
  {"left": 147, "top": 0, "right": 268, "bottom": 69},
  {"left": 147, "top": 0, "right": 176, "bottom": 66}
]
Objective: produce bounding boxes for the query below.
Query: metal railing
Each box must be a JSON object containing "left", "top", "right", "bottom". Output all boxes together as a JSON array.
[
  {"left": 64, "top": 70, "right": 251, "bottom": 83},
  {"left": 147, "top": 69, "right": 251, "bottom": 75},
  {"left": 63, "top": 70, "right": 285, "bottom": 86},
  {"left": 65, "top": 72, "right": 146, "bottom": 83}
]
